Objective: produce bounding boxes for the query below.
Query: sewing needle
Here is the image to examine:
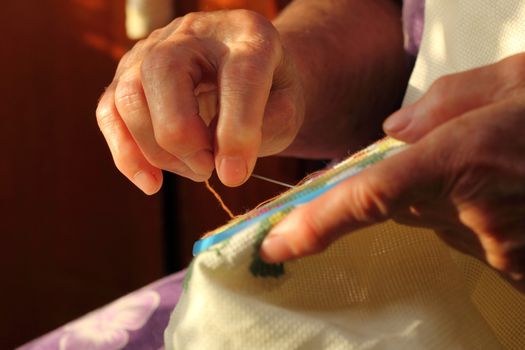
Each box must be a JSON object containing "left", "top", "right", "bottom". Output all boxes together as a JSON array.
[{"left": 251, "top": 173, "right": 295, "bottom": 189}]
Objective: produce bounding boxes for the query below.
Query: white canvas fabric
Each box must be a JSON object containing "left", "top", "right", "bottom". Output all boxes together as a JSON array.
[
  {"left": 164, "top": 1, "right": 525, "bottom": 349},
  {"left": 404, "top": 0, "right": 525, "bottom": 105}
]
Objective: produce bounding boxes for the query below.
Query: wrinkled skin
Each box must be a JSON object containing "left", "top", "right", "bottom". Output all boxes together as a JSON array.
[
  {"left": 261, "top": 54, "right": 525, "bottom": 292},
  {"left": 96, "top": 1, "right": 406, "bottom": 192},
  {"left": 97, "top": 10, "right": 304, "bottom": 192}
]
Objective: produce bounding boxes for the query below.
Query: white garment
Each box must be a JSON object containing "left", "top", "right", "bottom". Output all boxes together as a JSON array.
[
  {"left": 164, "top": 1, "right": 525, "bottom": 349},
  {"left": 404, "top": 0, "right": 525, "bottom": 105}
]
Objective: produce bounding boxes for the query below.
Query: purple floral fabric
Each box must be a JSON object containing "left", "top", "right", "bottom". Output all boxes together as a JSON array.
[
  {"left": 17, "top": 2, "right": 425, "bottom": 349},
  {"left": 403, "top": 0, "right": 425, "bottom": 59},
  {"left": 17, "top": 271, "right": 185, "bottom": 350}
]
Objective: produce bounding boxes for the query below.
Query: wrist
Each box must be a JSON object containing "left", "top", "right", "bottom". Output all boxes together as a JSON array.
[{"left": 273, "top": 1, "right": 408, "bottom": 158}]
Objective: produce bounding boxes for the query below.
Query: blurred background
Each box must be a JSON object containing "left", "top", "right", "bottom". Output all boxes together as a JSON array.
[{"left": 0, "top": 0, "right": 325, "bottom": 348}]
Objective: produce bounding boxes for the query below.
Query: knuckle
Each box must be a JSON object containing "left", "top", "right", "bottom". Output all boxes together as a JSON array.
[
  {"left": 417, "top": 76, "right": 454, "bottom": 120},
  {"left": 141, "top": 50, "right": 169, "bottom": 73},
  {"left": 176, "top": 12, "right": 209, "bottom": 36},
  {"left": 295, "top": 213, "right": 330, "bottom": 256},
  {"left": 428, "top": 75, "right": 454, "bottom": 102},
  {"left": 114, "top": 78, "right": 144, "bottom": 112},
  {"left": 170, "top": 16, "right": 183, "bottom": 28},
  {"left": 424, "top": 101, "right": 445, "bottom": 124},
  {"left": 144, "top": 149, "right": 170, "bottom": 169},
  {"left": 345, "top": 177, "right": 390, "bottom": 223},
  {"left": 141, "top": 43, "right": 181, "bottom": 73},
  {"left": 180, "top": 11, "right": 200, "bottom": 27},
  {"left": 430, "top": 76, "right": 451, "bottom": 97},
  {"left": 432, "top": 75, "right": 454, "bottom": 91},
  {"left": 508, "top": 53, "right": 525, "bottom": 76},
  {"left": 134, "top": 39, "right": 147, "bottom": 50},
  {"left": 116, "top": 42, "right": 149, "bottom": 76},
  {"left": 96, "top": 99, "right": 116, "bottom": 131},
  {"left": 234, "top": 8, "right": 261, "bottom": 20},
  {"left": 234, "top": 9, "right": 274, "bottom": 36},
  {"left": 116, "top": 51, "right": 132, "bottom": 70},
  {"left": 148, "top": 29, "right": 163, "bottom": 40},
  {"left": 232, "top": 33, "right": 279, "bottom": 66},
  {"left": 155, "top": 124, "right": 191, "bottom": 154},
  {"left": 229, "top": 11, "right": 280, "bottom": 59},
  {"left": 498, "top": 54, "right": 525, "bottom": 94}
]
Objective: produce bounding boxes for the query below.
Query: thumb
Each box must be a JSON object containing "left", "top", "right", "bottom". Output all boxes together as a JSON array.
[
  {"left": 383, "top": 61, "right": 504, "bottom": 143},
  {"left": 260, "top": 145, "right": 432, "bottom": 263}
]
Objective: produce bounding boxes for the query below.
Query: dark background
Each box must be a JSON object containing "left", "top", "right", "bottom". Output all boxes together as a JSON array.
[{"left": 0, "top": 0, "right": 311, "bottom": 348}]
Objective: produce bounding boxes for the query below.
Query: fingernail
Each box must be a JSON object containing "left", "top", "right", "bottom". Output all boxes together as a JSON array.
[
  {"left": 383, "top": 108, "right": 413, "bottom": 134},
  {"left": 260, "top": 233, "right": 292, "bottom": 263},
  {"left": 218, "top": 156, "right": 248, "bottom": 186},
  {"left": 509, "top": 272, "right": 524, "bottom": 281},
  {"left": 186, "top": 149, "right": 214, "bottom": 177},
  {"left": 133, "top": 170, "right": 159, "bottom": 195}
]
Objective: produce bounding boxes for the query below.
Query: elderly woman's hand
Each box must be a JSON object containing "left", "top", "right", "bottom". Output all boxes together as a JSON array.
[
  {"left": 261, "top": 53, "right": 525, "bottom": 291},
  {"left": 96, "top": 10, "right": 304, "bottom": 193}
]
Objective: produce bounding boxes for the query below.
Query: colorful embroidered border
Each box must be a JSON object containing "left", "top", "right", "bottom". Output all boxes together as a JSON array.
[{"left": 193, "top": 137, "right": 407, "bottom": 256}]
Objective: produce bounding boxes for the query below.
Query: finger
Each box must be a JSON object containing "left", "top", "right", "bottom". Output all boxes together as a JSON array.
[
  {"left": 460, "top": 199, "right": 525, "bottom": 276},
  {"left": 482, "top": 237, "right": 525, "bottom": 276},
  {"left": 258, "top": 49, "right": 304, "bottom": 157},
  {"left": 258, "top": 83, "right": 304, "bottom": 156},
  {"left": 96, "top": 85, "right": 163, "bottom": 195},
  {"left": 215, "top": 41, "right": 279, "bottom": 186},
  {"left": 194, "top": 82, "right": 218, "bottom": 126},
  {"left": 141, "top": 39, "right": 215, "bottom": 179},
  {"left": 383, "top": 57, "right": 516, "bottom": 143},
  {"left": 114, "top": 70, "right": 205, "bottom": 181},
  {"left": 260, "top": 145, "right": 434, "bottom": 263}
]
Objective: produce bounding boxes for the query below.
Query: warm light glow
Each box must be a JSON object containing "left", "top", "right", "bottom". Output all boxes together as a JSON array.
[
  {"left": 83, "top": 32, "right": 127, "bottom": 60},
  {"left": 198, "top": 0, "right": 277, "bottom": 18}
]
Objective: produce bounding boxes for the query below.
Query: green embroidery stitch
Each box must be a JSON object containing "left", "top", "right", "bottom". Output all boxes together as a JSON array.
[
  {"left": 249, "top": 208, "right": 292, "bottom": 278},
  {"left": 356, "top": 151, "right": 385, "bottom": 168},
  {"left": 212, "top": 238, "right": 231, "bottom": 257}
]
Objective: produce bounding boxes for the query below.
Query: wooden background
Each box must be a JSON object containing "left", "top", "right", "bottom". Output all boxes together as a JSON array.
[{"left": 0, "top": 0, "right": 309, "bottom": 348}]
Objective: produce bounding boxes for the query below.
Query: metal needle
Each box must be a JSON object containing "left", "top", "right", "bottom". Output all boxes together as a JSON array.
[{"left": 251, "top": 173, "right": 295, "bottom": 189}]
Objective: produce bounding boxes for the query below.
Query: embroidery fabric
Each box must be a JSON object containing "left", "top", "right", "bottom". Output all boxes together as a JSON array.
[{"left": 193, "top": 137, "right": 407, "bottom": 256}]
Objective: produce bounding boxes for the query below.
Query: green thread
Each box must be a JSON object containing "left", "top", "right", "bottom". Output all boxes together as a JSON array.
[
  {"left": 248, "top": 208, "right": 293, "bottom": 278},
  {"left": 249, "top": 257, "right": 284, "bottom": 278},
  {"left": 356, "top": 151, "right": 385, "bottom": 168},
  {"left": 212, "top": 238, "right": 230, "bottom": 257}
]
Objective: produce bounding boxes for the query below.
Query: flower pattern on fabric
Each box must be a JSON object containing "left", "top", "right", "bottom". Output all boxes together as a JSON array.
[{"left": 58, "top": 290, "right": 160, "bottom": 350}]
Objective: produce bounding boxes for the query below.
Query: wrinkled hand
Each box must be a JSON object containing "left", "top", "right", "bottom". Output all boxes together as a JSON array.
[
  {"left": 97, "top": 10, "right": 304, "bottom": 193},
  {"left": 261, "top": 53, "right": 525, "bottom": 290}
]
